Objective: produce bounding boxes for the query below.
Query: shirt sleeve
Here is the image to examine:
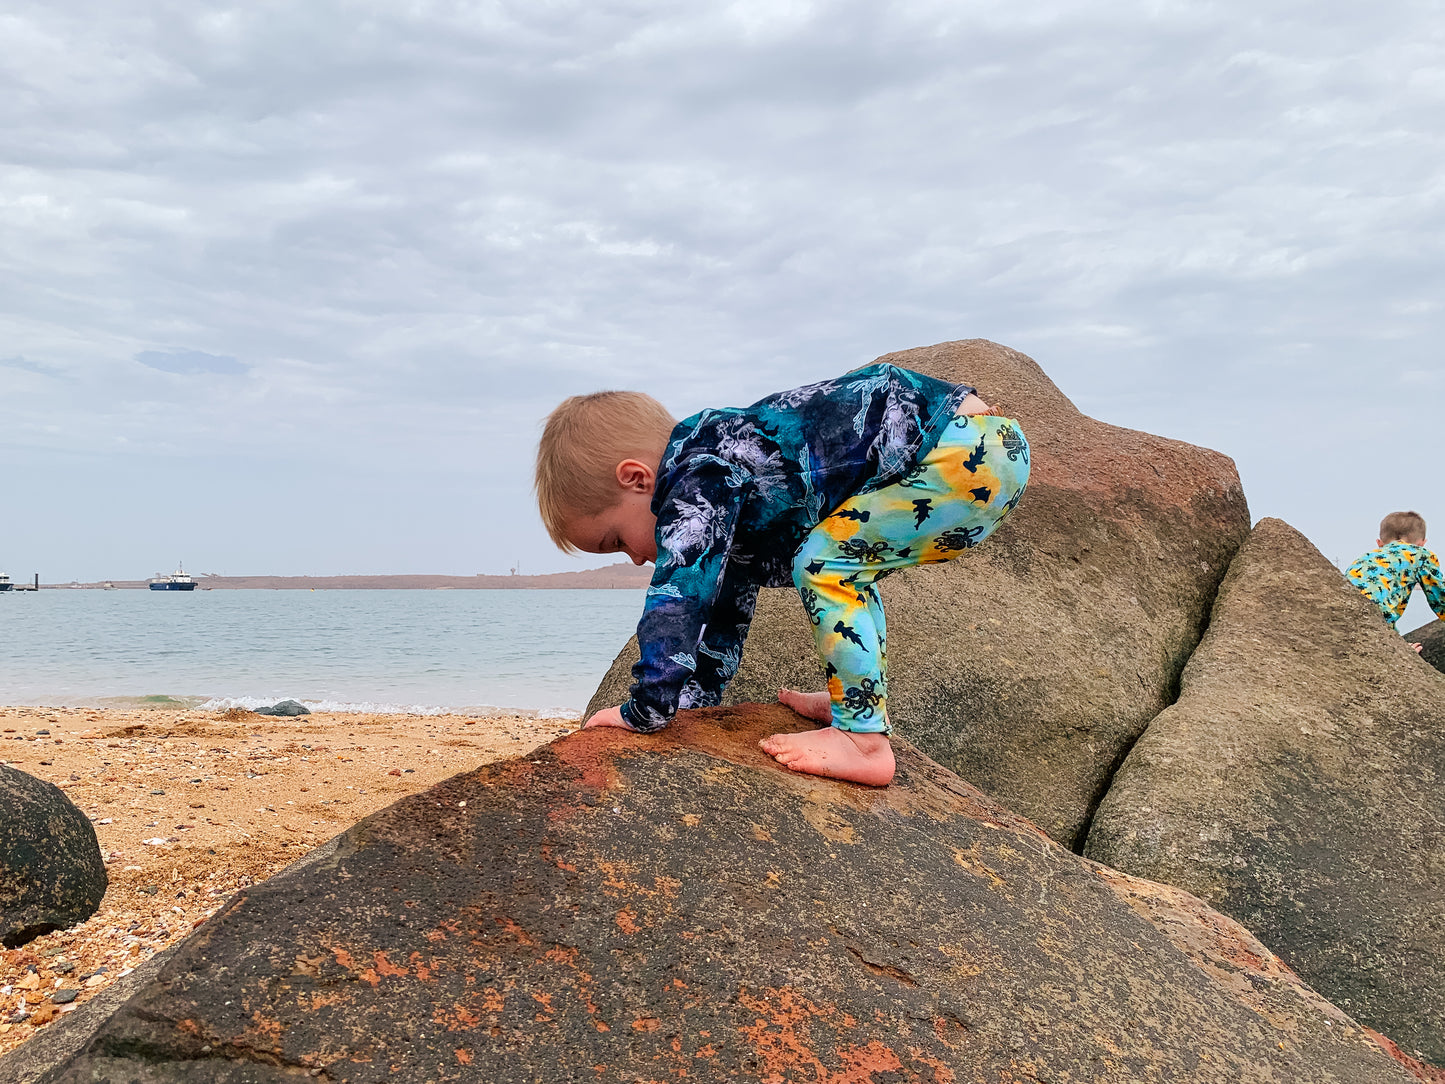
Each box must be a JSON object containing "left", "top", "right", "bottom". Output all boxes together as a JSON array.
[
  {"left": 683, "top": 575, "right": 760, "bottom": 709},
  {"left": 620, "top": 455, "right": 749, "bottom": 732},
  {"left": 1421, "top": 549, "right": 1445, "bottom": 620}
]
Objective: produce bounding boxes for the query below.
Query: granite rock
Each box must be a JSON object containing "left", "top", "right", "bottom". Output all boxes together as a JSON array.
[
  {"left": 37, "top": 706, "right": 1430, "bottom": 1083},
  {"left": 1085, "top": 518, "right": 1445, "bottom": 1065},
  {"left": 253, "top": 700, "right": 310, "bottom": 717},
  {"left": 1404, "top": 618, "right": 1445, "bottom": 673},
  {"left": 0, "top": 765, "right": 107, "bottom": 949}
]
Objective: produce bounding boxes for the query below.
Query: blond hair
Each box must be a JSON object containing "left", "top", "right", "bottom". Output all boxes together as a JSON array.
[
  {"left": 1379, "top": 510, "right": 1427, "bottom": 545},
  {"left": 535, "top": 391, "right": 677, "bottom": 551}
]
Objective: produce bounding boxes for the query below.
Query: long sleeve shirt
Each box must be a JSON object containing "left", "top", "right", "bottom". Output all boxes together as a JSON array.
[
  {"left": 1345, "top": 541, "right": 1445, "bottom": 629},
  {"left": 618, "top": 363, "right": 972, "bottom": 732}
]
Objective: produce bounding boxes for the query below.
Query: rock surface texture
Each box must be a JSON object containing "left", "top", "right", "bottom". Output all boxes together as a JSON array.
[
  {"left": 0, "top": 765, "right": 107, "bottom": 949},
  {"left": 1085, "top": 518, "right": 1445, "bottom": 1066},
  {"left": 39, "top": 706, "right": 1433, "bottom": 1083},
  {"left": 1405, "top": 618, "right": 1445, "bottom": 674},
  {"left": 588, "top": 339, "right": 1251, "bottom": 848}
]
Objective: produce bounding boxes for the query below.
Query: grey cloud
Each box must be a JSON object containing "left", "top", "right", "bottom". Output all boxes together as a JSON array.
[
  {"left": 135, "top": 349, "right": 247, "bottom": 375},
  {"left": 0, "top": 0, "right": 1440, "bottom": 587},
  {"left": 0, "top": 355, "right": 64, "bottom": 376}
]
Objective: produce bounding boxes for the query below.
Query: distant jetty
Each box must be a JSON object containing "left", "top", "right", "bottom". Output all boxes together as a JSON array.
[{"left": 46, "top": 564, "right": 652, "bottom": 590}]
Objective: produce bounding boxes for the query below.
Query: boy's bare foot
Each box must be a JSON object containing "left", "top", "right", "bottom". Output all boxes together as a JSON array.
[
  {"left": 777, "top": 688, "right": 832, "bottom": 723},
  {"left": 759, "top": 727, "right": 896, "bottom": 786}
]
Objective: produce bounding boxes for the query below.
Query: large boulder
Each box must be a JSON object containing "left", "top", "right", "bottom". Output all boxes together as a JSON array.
[
  {"left": 36, "top": 706, "right": 1432, "bottom": 1083},
  {"left": 1405, "top": 618, "right": 1445, "bottom": 673},
  {"left": 1, "top": 765, "right": 107, "bottom": 948},
  {"left": 1084, "top": 518, "right": 1445, "bottom": 1066},
  {"left": 588, "top": 338, "right": 1251, "bottom": 848}
]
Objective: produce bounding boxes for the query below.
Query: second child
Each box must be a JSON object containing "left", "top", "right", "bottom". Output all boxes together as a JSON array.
[{"left": 1345, "top": 511, "right": 1445, "bottom": 648}]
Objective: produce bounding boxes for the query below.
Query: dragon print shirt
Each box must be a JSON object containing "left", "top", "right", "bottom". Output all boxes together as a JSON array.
[
  {"left": 1345, "top": 541, "right": 1445, "bottom": 629},
  {"left": 619, "top": 363, "right": 973, "bottom": 732}
]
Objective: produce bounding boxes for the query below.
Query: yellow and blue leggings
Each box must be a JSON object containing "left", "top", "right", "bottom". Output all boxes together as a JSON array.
[{"left": 791, "top": 411, "right": 1030, "bottom": 734}]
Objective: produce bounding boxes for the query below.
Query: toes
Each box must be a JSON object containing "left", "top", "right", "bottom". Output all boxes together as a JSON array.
[{"left": 761, "top": 736, "right": 803, "bottom": 761}]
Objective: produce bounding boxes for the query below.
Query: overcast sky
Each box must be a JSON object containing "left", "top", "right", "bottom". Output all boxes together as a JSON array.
[{"left": 2, "top": 1, "right": 1442, "bottom": 628}]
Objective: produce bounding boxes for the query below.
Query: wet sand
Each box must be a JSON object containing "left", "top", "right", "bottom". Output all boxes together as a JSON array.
[{"left": 0, "top": 704, "right": 574, "bottom": 1057}]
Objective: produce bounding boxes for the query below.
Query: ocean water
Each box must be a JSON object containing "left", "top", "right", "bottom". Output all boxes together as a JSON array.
[{"left": 0, "top": 589, "right": 645, "bottom": 716}]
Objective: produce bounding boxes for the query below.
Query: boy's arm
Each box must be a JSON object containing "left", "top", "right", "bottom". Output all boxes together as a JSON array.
[
  {"left": 1422, "top": 550, "right": 1445, "bottom": 620},
  {"left": 586, "top": 572, "right": 757, "bottom": 731},
  {"left": 618, "top": 456, "right": 749, "bottom": 733}
]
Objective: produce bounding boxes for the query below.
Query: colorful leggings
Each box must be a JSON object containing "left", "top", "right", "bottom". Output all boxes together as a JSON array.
[{"left": 791, "top": 412, "right": 1030, "bottom": 733}]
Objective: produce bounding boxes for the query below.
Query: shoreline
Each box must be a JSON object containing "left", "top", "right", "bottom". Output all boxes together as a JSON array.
[
  {"left": 1, "top": 696, "right": 585, "bottom": 719},
  {"left": 8, "top": 567, "right": 653, "bottom": 591},
  {"left": 0, "top": 703, "right": 574, "bottom": 1057}
]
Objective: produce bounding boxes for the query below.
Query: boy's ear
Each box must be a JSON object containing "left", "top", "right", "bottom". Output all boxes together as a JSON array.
[{"left": 615, "top": 459, "right": 656, "bottom": 494}]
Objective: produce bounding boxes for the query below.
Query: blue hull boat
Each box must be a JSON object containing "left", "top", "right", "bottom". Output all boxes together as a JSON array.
[{"left": 149, "top": 564, "right": 198, "bottom": 591}]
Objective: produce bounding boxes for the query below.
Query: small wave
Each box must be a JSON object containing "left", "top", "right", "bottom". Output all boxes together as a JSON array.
[{"left": 196, "top": 695, "right": 580, "bottom": 719}]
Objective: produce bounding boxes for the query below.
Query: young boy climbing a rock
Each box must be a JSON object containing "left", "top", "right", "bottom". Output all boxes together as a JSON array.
[
  {"left": 1345, "top": 511, "right": 1445, "bottom": 652},
  {"left": 534, "top": 364, "right": 1029, "bottom": 786}
]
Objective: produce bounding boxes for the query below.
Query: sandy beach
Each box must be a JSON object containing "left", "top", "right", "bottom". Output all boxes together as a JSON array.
[{"left": 0, "top": 703, "right": 574, "bottom": 1058}]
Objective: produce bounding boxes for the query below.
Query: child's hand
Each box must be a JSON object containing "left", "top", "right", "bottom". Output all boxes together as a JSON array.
[
  {"left": 583, "top": 705, "right": 639, "bottom": 730},
  {"left": 1415, "top": 643, "right": 1425, "bottom": 654}
]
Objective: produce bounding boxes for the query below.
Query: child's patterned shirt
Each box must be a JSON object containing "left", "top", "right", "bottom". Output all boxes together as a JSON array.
[
  {"left": 619, "top": 364, "right": 973, "bottom": 733},
  {"left": 1345, "top": 541, "right": 1445, "bottom": 629}
]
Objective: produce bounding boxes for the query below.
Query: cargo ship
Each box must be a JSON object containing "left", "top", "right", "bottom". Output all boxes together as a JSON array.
[{"left": 149, "top": 564, "right": 198, "bottom": 591}]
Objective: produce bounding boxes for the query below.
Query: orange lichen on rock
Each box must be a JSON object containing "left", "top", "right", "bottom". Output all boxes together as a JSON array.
[
  {"left": 432, "top": 1004, "right": 481, "bottom": 1032},
  {"left": 372, "top": 950, "right": 408, "bottom": 978},
  {"left": 615, "top": 907, "right": 641, "bottom": 934}
]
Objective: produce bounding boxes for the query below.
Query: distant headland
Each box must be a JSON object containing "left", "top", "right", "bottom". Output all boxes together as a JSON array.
[{"left": 37, "top": 564, "right": 652, "bottom": 590}]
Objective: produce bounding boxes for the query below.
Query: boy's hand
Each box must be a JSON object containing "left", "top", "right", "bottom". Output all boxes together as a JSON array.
[
  {"left": 1415, "top": 643, "right": 1425, "bottom": 654},
  {"left": 583, "top": 705, "right": 639, "bottom": 730}
]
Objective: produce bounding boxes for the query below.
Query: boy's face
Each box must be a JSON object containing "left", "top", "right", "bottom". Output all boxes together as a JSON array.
[{"left": 566, "top": 460, "right": 658, "bottom": 565}]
